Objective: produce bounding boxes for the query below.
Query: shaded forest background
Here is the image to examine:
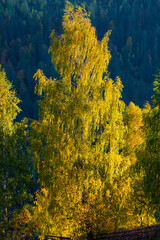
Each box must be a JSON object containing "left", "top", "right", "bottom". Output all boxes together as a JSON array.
[
  {"left": 1, "top": 0, "right": 160, "bottom": 119},
  {"left": 1, "top": 1, "right": 160, "bottom": 239}
]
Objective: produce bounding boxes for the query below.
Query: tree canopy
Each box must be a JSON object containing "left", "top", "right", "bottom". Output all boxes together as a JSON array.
[
  {"left": 0, "top": 66, "right": 35, "bottom": 239},
  {"left": 31, "top": 2, "right": 156, "bottom": 238},
  {"left": 0, "top": 1, "right": 160, "bottom": 239}
]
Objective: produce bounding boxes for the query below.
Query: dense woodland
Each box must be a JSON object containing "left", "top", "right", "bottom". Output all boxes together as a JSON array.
[
  {"left": 0, "top": 1, "right": 160, "bottom": 239},
  {"left": 1, "top": 0, "right": 160, "bottom": 119}
]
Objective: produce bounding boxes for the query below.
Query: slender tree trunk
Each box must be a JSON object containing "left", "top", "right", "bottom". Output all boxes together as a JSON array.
[
  {"left": 3, "top": 121, "right": 8, "bottom": 240},
  {"left": 114, "top": 217, "right": 118, "bottom": 232},
  {"left": 3, "top": 175, "right": 8, "bottom": 239}
]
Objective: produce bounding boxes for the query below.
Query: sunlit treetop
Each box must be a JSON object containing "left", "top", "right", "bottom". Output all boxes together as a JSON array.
[
  {"left": 0, "top": 65, "right": 21, "bottom": 131},
  {"left": 49, "top": 1, "right": 111, "bottom": 95}
]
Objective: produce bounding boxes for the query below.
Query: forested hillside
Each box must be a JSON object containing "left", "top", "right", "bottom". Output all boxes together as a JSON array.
[
  {"left": 0, "top": 1, "right": 160, "bottom": 239},
  {"left": 1, "top": 0, "right": 160, "bottom": 119}
]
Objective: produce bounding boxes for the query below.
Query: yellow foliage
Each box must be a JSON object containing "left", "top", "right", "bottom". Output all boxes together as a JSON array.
[
  {"left": 8, "top": 205, "right": 38, "bottom": 240},
  {"left": 31, "top": 2, "right": 156, "bottom": 239}
]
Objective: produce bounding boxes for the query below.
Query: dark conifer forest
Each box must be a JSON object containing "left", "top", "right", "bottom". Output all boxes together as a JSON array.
[
  {"left": 0, "top": 1, "right": 160, "bottom": 239},
  {"left": 1, "top": 0, "right": 160, "bottom": 118}
]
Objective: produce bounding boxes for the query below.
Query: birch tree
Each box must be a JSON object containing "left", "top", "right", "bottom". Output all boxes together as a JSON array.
[
  {"left": 0, "top": 66, "right": 33, "bottom": 239},
  {"left": 31, "top": 2, "right": 132, "bottom": 238}
]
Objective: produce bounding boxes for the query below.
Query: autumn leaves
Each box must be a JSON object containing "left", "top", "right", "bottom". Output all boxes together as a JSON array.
[
  {"left": 31, "top": 2, "right": 158, "bottom": 239},
  {"left": 0, "top": 1, "right": 159, "bottom": 239}
]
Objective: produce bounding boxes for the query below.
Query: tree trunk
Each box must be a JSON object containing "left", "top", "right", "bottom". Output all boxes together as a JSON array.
[{"left": 3, "top": 122, "right": 8, "bottom": 240}]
